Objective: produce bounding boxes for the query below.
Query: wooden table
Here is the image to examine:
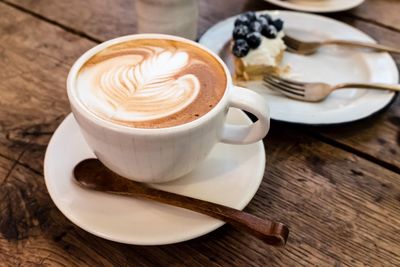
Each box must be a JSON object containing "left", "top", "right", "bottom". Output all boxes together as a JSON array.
[{"left": 0, "top": 0, "right": 399, "bottom": 266}]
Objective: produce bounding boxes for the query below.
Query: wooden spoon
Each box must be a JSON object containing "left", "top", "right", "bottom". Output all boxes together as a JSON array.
[{"left": 73, "top": 159, "right": 289, "bottom": 246}]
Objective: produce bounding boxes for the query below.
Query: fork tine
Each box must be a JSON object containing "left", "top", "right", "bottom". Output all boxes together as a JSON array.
[
  {"left": 265, "top": 76, "right": 305, "bottom": 91},
  {"left": 263, "top": 79, "right": 305, "bottom": 97},
  {"left": 263, "top": 76, "right": 305, "bottom": 93},
  {"left": 264, "top": 81, "right": 305, "bottom": 100},
  {"left": 267, "top": 74, "right": 306, "bottom": 87},
  {"left": 282, "top": 35, "right": 301, "bottom": 50},
  {"left": 286, "top": 46, "right": 297, "bottom": 54},
  {"left": 265, "top": 82, "right": 304, "bottom": 97}
]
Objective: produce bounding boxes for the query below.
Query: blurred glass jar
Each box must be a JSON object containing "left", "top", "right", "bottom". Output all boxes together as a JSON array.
[{"left": 136, "top": 0, "right": 198, "bottom": 40}]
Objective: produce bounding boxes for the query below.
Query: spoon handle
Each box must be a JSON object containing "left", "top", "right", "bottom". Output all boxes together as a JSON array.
[
  {"left": 111, "top": 185, "right": 289, "bottom": 246},
  {"left": 74, "top": 159, "right": 289, "bottom": 246}
]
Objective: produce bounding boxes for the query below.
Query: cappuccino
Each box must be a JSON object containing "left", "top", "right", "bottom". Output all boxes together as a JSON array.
[{"left": 75, "top": 39, "right": 226, "bottom": 128}]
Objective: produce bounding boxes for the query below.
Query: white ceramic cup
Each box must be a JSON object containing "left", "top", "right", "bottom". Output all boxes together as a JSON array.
[{"left": 67, "top": 34, "right": 270, "bottom": 183}]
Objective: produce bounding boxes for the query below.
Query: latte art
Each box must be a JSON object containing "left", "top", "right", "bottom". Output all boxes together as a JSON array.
[
  {"left": 76, "top": 38, "right": 226, "bottom": 128},
  {"left": 78, "top": 47, "right": 200, "bottom": 121}
]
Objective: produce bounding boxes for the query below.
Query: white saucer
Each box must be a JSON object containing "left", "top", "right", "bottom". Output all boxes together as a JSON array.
[
  {"left": 199, "top": 11, "right": 398, "bottom": 125},
  {"left": 44, "top": 109, "right": 266, "bottom": 245},
  {"left": 264, "top": 0, "right": 365, "bottom": 13}
]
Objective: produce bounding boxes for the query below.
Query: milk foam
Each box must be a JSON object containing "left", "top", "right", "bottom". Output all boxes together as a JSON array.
[{"left": 76, "top": 46, "right": 200, "bottom": 122}]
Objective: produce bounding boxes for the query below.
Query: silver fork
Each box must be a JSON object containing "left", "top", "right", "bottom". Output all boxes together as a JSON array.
[
  {"left": 283, "top": 35, "right": 400, "bottom": 55},
  {"left": 263, "top": 74, "right": 400, "bottom": 102}
]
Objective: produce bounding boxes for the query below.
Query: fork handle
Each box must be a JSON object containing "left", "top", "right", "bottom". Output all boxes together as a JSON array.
[
  {"left": 334, "top": 83, "right": 400, "bottom": 92},
  {"left": 323, "top": 40, "right": 400, "bottom": 54}
]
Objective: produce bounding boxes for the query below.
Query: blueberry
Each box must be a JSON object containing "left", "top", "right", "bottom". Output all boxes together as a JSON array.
[
  {"left": 244, "top": 11, "right": 257, "bottom": 22},
  {"left": 257, "top": 16, "right": 269, "bottom": 27},
  {"left": 246, "top": 32, "right": 262, "bottom": 49},
  {"left": 260, "top": 23, "right": 270, "bottom": 36},
  {"left": 234, "top": 14, "right": 250, "bottom": 27},
  {"left": 232, "top": 39, "right": 250, "bottom": 57},
  {"left": 262, "top": 25, "right": 278, "bottom": 39},
  {"left": 249, "top": 21, "right": 262, "bottom": 33},
  {"left": 273, "top": 18, "right": 284, "bottom": 32},
  {"left": 232, "top": 25, "right": 250, "bottom": 40},
  {"left": 259, "top": 14, "right": 273, "bottom": 23}
]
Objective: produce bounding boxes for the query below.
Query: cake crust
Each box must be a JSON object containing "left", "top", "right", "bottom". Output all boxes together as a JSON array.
[{"left": 230, "top": 12, "right": 287, "bottom": 84}]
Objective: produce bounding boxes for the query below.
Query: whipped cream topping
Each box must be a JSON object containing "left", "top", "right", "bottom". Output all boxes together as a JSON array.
[
  {"left": 76, "top": 46, "right": 200, "bottom": 122},
  {"left": 242, "top": 32, "right": 286, "bottom": 67}
]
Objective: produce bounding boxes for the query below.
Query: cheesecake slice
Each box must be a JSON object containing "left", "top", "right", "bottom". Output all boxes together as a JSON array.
[{"left": 231, "top": 12, "right": 286, "bottom": 83}]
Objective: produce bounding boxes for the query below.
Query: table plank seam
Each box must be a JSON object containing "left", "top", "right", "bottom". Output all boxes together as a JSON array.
[
  {"left": 0, "top": 0, "right": 101, "bottom": 44},
  {"left": 311, "top": 132, "right": 400, "bottom": 175},
  {"left": 0, "top": 150, "right": 25, "bottom": 186},
  {"left": 345, "top": 13, "right": 400, "bottom": 34},
  {"left": 0, "top": 151, "right": 17, "bottom": 164},
  {"left": 10, "top": 158, "right": 43, "bottom": 177}
]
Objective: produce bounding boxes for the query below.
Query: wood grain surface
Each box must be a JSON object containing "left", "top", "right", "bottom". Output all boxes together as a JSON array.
[
  {"left": 0, "top": 0, "right": 399, "bottom": 266},
  {"left": 5, "top": 0, "right": 400, "bottom": 170},
  {"left": 349, "top": 0, "right": 400, "bottom": 31}
]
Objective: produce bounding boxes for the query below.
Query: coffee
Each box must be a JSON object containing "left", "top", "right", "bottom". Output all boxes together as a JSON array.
[{"left": 75, "top": 39, "right": 226, "bottom": 128}]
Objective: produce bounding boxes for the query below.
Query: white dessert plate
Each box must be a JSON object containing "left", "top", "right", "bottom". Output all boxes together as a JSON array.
[
  {"left": 264, "top": 0, "right": 365, "bottom": 13},
  {"left": 199, "top": 11, "right": 398, "bottom": 125},
  {"left": 44, "top": 109, "right": 266, "bottom": 245}
]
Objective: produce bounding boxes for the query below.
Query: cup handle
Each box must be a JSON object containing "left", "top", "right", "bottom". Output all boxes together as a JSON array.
[{"left": 219, "top": 86, "right": 270, "bottom": 145}]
